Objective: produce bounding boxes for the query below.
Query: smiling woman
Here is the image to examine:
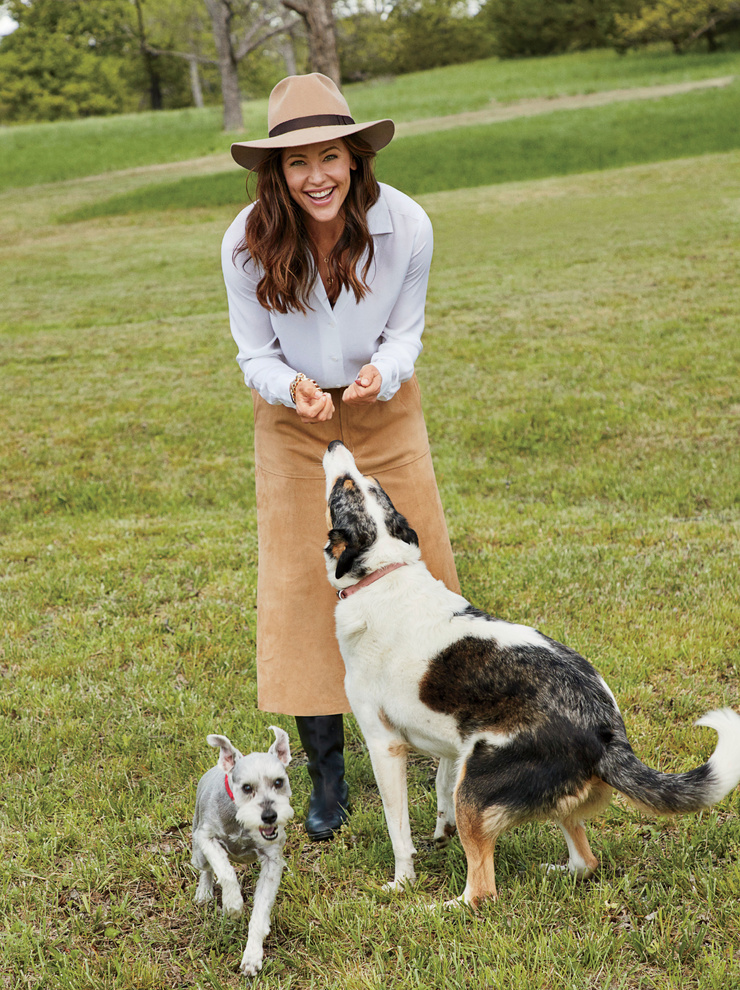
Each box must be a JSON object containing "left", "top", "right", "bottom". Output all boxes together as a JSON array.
[{"left": 219, "top": 73, "right": 460, "bottom": 845}]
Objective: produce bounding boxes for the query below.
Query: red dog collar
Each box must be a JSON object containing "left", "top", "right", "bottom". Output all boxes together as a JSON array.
[
  {"left": 337, "top": 562, "right": 407, "bottom": 600},
  {"left": 224, "top": 774, "right": 235, "bottom": 801}
]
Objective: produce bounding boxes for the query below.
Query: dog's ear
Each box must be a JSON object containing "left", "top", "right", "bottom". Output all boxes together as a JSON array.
[
  {"left": 335, "top": 544, "right": 362, "bottom": 580},
  {"left": 268, "top": 725, "right": 292, "bottom": 767},
  {"left": 326, "top": 528, "right": 362, "bottom": 580},
  {"left": 207, "top": 734, "right": 242, "bottom": 772},
  {"left": 388, "top": 515, "right": 418, "bottom": 547},
  {"left": 370, "top": 478, "right": 419, "bottom": 547}
]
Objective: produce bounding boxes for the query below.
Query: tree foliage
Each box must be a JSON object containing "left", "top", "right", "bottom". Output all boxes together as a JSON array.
[
  {"left": 612, "top": 0, "right": 740, "bottom": 53},
  {"left": 336, "top": 0, "right": 494, "bottom": 81},
  {"left": 481, "top": 0, "right": 620, "bottom": 58},
  {"left": 0, "top": 0, "right": 136, "bottom": 122}
]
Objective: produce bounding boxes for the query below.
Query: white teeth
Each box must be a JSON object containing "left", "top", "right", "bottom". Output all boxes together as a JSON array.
[{"left": 307, "top": 189, "right": 333, "bottom": 201}]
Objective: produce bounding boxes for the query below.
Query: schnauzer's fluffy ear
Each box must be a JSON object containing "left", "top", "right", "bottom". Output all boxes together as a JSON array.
[
  {"left": 268, "top": 726, "right": 291, "bottom": 767},
  {"left": 207, "top": 734, "right": 243, "bottom": 772}
]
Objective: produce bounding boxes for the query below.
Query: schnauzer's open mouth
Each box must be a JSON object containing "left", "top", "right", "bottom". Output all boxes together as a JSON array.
[{"left": 259, "top": 826, "right": 279, "bottom": 841}]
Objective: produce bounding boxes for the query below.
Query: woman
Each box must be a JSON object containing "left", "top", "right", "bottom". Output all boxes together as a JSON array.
[{"left": 222, "top": 73, "right": 459, "bottom": 841}]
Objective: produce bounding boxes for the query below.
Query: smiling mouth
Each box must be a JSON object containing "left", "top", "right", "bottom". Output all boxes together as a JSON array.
[
  {"left": 306, "top": 188, "right": 334, "bottom": 202},
  {"left": 259, "top": 826, "right": 279, "bottom": 841}
]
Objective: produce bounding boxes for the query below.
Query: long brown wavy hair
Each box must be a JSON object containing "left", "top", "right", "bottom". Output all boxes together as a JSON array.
[{"left": 234, "top": 134, "right": 381, "bottom": 315}]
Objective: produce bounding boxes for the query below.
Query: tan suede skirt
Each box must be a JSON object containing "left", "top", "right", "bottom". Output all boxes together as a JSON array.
[{"left": 252, "top": 375, "right": 459, "bottom": 716}]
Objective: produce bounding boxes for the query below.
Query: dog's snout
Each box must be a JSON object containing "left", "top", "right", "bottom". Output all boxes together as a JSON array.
[
  {"left": 261, "top": 808, "right": 278, "bottom": 825},
  {"left": 327, "top": 440, "right": 346, "bottom": 454}
]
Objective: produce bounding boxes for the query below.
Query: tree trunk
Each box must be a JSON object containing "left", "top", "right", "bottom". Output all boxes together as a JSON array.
[
  {"left": 133, "top": 0, "right": 163, "bottom": 110},
  {"left": 204, "top": 0, "right": 244, "bottom": 131},
  {"left": 282, "top": 0, "right": 340, "bottom": 86},
  {"left": 188, "top": 55, "right": 204, "bottom": 109},
  {"left": 279, "top": 24, "right": 299, "bottom": 76}
]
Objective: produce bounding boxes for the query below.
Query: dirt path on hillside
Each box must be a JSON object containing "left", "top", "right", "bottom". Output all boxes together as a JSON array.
[
  {"left": 396, "top": 74, "right": 735, "bottom": 136},
  {"left": 97, "top": 74, "right": 735, "bottom": 182}
]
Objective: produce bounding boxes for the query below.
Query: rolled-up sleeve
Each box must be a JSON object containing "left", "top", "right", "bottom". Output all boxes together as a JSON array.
[
  {"left": 220, "top": 186, "right": 434, "bottom": 407},
  {"left": 371, "top": 210, "right": 432, "bottom": 401}
]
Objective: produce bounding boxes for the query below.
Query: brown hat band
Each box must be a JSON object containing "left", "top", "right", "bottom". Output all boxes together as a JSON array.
[{"left": 269, "top": 113, "right": 355, "bottom": 138}]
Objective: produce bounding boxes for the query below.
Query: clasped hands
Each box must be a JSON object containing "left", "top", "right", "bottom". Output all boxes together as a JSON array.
[{"left": 293, "top": 364, "right": 381, "bottom": 424}]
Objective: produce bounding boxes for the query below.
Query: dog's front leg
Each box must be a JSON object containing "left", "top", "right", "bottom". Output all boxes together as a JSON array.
[
  {"left": 365, "top": 740, "right": 417, "bottom": 890},
  {"left": 239, "top": 847, "right": 285, "bottom": 976},
  {"left": 196, "top": 835, "right": 244, "bottom": 918},
  {"left": 433, "top": 757, "right": 457, "bottom": 847}
]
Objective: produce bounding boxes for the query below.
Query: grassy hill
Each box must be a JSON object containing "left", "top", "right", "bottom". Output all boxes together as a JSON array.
[{"left": 2, "top": 46, "right": 739, "bottom": 990}]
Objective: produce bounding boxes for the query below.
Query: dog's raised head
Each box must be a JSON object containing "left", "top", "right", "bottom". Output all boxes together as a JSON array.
[
  {"left": 322, "top": 440, "right": 420, "bottom": 592},
  {"left": 206, "top": 727, "right": 294, "bottom": 844}
]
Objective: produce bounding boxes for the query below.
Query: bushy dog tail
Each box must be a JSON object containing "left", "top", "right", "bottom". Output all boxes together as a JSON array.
[{"left": 598, "top": 708, "right": 740, "bottom": 814}]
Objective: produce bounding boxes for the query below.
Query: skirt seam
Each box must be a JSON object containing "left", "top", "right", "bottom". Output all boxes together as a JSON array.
[{"left": 254, "top": 446, "right": 432, "bottom": 480}]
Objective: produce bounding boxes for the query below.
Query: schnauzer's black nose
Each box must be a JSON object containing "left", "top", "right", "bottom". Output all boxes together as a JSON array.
[{"left": 261, "top": 808, "right": 277, "bottom": 825}]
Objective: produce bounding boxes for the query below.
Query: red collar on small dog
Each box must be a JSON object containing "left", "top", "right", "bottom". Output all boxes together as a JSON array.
[
  {"left": 224, "top": 774, "right": 235, "bottom": 802},
  {"left": 337, "top": 562, "right": 407, "bottom": 600}
]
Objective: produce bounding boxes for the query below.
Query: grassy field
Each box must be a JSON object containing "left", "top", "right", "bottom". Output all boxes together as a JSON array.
[
  {"left": 2, "top": 44, "right": 740, "bottom": 191},
  {"left": 2, "top": 48, "right": 740, "bottom": 990}
]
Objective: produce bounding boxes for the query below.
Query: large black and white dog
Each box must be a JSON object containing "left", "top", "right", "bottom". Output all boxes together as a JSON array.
[{"left": 322, "top": 440, "right": 740, "bottom": 907}]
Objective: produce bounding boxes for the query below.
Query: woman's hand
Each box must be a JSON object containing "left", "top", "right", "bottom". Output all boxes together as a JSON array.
[
  {"left": 342, "top": 364, "right": 382, "bottom": 405},
  {"left": 294, "top": 378, "right": 334, "bottom": 423}
]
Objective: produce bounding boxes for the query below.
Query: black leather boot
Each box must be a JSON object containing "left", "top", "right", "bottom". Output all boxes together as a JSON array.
[{"left": 294, "top": 714, "right": 350, "bottom": 841}]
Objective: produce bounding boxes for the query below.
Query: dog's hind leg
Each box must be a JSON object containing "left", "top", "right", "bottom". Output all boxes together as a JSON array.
[
  {"left": 194, "top": 868, "right": 215, "bottom": 905},
  {"left": 433, "top": 757, "right": 457, "bottom": 848},
  {"left": 449, "top": 800, "right": 503, "bottom": 909},
  {"left": 557, "top": 819, "right": 599, "bottom": 880}
]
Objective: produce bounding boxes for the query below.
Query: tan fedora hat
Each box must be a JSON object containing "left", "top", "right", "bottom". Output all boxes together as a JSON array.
[{"left": 230, "top": 73, "right": 395, "bottom": 171}]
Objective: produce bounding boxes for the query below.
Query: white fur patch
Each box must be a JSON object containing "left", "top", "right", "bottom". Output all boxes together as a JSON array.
[{"left": 695, "top": 708, "right": 740, "bottom": 804}]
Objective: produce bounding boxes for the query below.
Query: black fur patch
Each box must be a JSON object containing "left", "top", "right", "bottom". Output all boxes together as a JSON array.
[
  {"left": 419, "top": 633, "right": 619, "bottom": 740},
  {"left": 368, "top": 482, "right": 419, "bottom": 547},
  {"left": 326, "top": 475, "right": 377, "bottom": 580},
  {"left": 458, "top": 719, "right": 609, "bottom": 817}
]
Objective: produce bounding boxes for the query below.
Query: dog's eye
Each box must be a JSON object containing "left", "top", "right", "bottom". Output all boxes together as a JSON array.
[
  {"left": 274, "top": 779, "right": 284, "bottom": 788},
  {"left": 242, "top": 784, "right": 253, "bottom": 794}
]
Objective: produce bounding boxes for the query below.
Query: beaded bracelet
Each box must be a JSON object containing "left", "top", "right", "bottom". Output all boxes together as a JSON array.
[{"left": 289, "top": 372, "right": 317, "bottom": 405}]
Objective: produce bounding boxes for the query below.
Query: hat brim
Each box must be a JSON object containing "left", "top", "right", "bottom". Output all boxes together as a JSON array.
[{"left": 230, "top": 119, "right": 395, "bottom": 171}]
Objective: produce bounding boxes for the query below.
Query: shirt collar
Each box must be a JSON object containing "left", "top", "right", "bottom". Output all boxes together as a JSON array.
[{"left": 367, "top": 185, "right": 393, "bottom": 236}]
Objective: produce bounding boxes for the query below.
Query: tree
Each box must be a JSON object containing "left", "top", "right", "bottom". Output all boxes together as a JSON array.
[
  {"left": 612, "top": 0, "right": 740, "bottom": 52},
  {"left": 0, "top": 0, "right": 136, "bottom": 122},
  {"left": 481, "top": 0, "right": 620, "bottom": 58},
  {"left": 388, "top": 0, "right": 493, "bottom": 75},
  {"left": 204, "top": 0, "right": 297, "bottom": 130},
  {"left": 281, "top": 0, "right": 340, "bottom": 85}
]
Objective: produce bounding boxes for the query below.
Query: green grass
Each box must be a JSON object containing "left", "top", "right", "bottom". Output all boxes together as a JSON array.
[
  {"left": 2, "top": 44, "right": 740, "bottom": 191},
  {"left": 58, "top": 79, "right": 740, "bottom": 220},
  {"left": 2, "top": 49, "right": 740, "bottom": 990}
]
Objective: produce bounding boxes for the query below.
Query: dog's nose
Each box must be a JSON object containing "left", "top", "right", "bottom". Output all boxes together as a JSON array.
[
  {"left": 261, "top": 808, "right": 277, "bottom": 825},
  {"left": 327, "top": 440, "right": 345, "bottom": 454}
]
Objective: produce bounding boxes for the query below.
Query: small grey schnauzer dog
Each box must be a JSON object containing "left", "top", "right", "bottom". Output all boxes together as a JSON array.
[{"left": 192, "top": 727, "right": 294, "bottom": 977}]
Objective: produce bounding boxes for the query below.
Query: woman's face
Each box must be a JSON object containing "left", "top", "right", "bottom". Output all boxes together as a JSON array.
[{"left": 281, "top": 139, "right": 356, "bottom": 228}]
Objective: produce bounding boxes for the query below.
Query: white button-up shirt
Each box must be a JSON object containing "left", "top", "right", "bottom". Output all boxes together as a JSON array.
[{"left": 221, "top": 182, "right": 432, "bottom": 406}]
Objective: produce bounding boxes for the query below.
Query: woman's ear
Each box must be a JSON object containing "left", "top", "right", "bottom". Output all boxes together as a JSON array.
[{"left": 350, "top": 158, "right": 358, "bottom": 170}]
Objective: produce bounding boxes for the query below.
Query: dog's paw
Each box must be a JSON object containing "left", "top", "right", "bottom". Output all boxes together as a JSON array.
[
  {"left": 541, "top": 862, "right": 596, "bottom": 881},
  {"left": 433, "top": 817, "right": 457, "bottom": 848},
  {"left": 239, "top": 946, "right": 264, "bottom": 977},
  {"left": 381, "top": 873, "right": 416, "bottom": 893},
  {"left": 221, "top": 890, "right": 244, "bottom": 919},
  {"left": 194, "top": 875, "right": 215, "bottom": 905}
]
